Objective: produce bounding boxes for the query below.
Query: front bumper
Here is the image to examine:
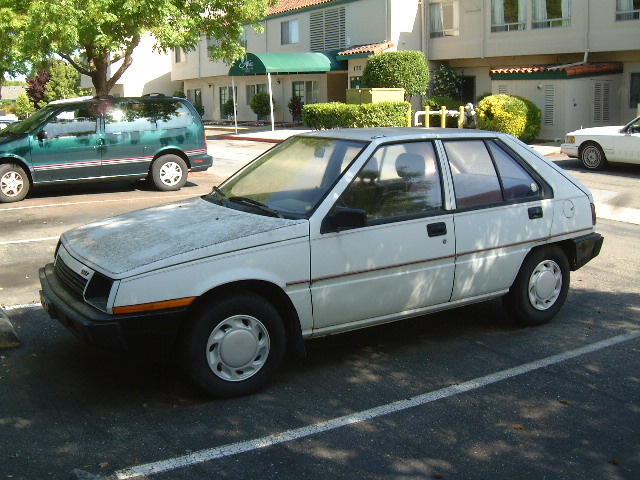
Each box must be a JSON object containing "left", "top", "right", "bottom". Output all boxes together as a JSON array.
[
  {"left": 560, "top": 143, "right": 578, "bottom": 158},
  {"left": 39, "top": 263, "right": 187, "bottom": 350}
]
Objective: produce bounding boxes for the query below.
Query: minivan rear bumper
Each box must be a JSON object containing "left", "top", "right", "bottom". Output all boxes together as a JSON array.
[{"left": 188, "top": 151, "right": 213, "bottom": 172}]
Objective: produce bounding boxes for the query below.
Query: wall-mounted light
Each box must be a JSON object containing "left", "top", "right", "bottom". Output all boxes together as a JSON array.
[{"left": 537, "top": 82, "right": 544, "bottom": 90}]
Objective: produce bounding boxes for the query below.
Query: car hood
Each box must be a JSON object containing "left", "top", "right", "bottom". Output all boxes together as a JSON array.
[
  {"left": 568, "top": 125, "right": 623, "bottom": 136},
  {"left": 61, "top": 197, "right": 308, "bottom": 278}
]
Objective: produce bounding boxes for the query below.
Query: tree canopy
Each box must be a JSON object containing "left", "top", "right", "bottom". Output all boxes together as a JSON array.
[{"left": 0, "top": 0, "right": 275, "bottom": 95}]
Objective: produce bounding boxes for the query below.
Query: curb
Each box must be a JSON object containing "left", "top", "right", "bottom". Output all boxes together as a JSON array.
[
  {"left": 216, "top": 134, "right": 283, "bottom": 143},
  {"left": 0, "top": 307, "right": 19, "bottom": 349}
]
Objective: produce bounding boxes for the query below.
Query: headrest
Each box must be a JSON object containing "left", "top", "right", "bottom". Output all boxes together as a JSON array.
[{"left": 395, "top": 153, "right": 425, "bottom": 180}]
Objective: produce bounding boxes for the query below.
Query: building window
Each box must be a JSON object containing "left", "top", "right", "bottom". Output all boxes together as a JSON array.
[
  {"left": 246, "top": 84, "right": 267, "bottom": 106},
  {"left": 350, "top": 76, "right": 362, "bottom": 89},
  {"left": 491, "top": 0, "right": 526, "bottom": 32},
  {"left": 532, "top": 0, "right": 571, "bottom": 28},
  {"left": 219, "top": 86, "right": 236, "bottom": 120},
  {"left": 281, "top": 19, "right": 299, "bottom": 45},
  {"left": 429, "top": 1, "right": 460, "bottom": 38},
  {"left": 616, "top": 0, "right": 640, "bottom": 20},
  {"left": 630, "top": 73, "right": 640, "bottom": 109},
  {"left": 174, "top": 48, "right": 184, "bottom": 63},
  {"left": 310, "top": 7, "right": 346, "bottom": 51},
  {"left": 293, "top": 81, "right": 319, "bottom": 105}
]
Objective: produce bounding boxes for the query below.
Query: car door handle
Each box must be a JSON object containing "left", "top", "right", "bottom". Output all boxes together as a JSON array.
[
  {"left": 427, "top": 222, "right": 447, "bottom": 237},
  {"left": 528, "top": 206, "right": 543, "bottom": 219}
]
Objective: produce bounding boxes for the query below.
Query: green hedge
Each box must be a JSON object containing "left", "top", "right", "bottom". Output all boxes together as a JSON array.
[
  {"left": 302, "top": 101, "right": 411, "bottom": 129},
  {"left": 476, "top": 94, "right": 541, "bottom": 142}
]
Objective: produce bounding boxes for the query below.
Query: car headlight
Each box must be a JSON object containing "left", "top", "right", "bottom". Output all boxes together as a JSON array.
[{"left": 566, "top": 136, "right": 575, "bottom": 144}]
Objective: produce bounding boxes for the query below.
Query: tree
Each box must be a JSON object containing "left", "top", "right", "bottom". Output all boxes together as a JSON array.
[
  {"left": 430, "top": 64, "right": 461, "bottom": 99},
  {"left": 26, "top": 70, "right": 50, "bottom": 107},
  {"left": 15, "top": 93, "right": 35, "bottom": 119},
  {"left": 43, "top": 60, "right": 91, "bottom": 103},
  {"left": 361, "top": 51, "right": 430, "bottom": 100},
  {"left": 1, "top": 0, "right": 275, "bottom": 96}
]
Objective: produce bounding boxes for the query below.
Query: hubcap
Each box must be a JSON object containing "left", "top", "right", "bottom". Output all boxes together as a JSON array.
[
  {"left": 582, "top": 147, "right": 601, "bottom": 168},
  {"left": 1, "top": 171, "right": 24, "bottom": 197},
  {"left": 528, "top": 260, "right": 562, "bottom": 311},
  {"left": 159, "top": 161, "right": 183, "bottom": 186},
  {"left": 206, "top": 315, "right": 270, "bottom": 382}
]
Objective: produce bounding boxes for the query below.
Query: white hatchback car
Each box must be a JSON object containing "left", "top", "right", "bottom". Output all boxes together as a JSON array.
[
  {"left": 561, "top": 116, "right": 640, "bottom": 170},
  {"left": 40, "top": 128, "right": 603, "bottom": 397}
]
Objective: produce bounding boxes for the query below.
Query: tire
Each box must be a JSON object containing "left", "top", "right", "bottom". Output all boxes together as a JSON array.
[
  {"left": 0, "top": 163, "right": 30, "bottom": 203},
  {"left": 150, "top": 154, "right": 188, "bottom": 191},
  {"left": 181, "top": 293, "right": 286, "bottom": 398},
  {"left": 580, "top": 142, "right": 607, "bottom": 170},
  {"left": 503, "top": 246, "right": 570, "bottom": 326}
]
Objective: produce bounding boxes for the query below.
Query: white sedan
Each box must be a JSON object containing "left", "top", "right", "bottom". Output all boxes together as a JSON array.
[
  {"left": 561, "top": 116, "right": 640, "bottom": 170},
  {"left": 40, "top": 128, "right": 604, "bottom": 397}
]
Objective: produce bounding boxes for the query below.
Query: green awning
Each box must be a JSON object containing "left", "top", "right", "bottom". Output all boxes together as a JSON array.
[{"left": 229, "top": 52, "right": 342, "bottom": 76}]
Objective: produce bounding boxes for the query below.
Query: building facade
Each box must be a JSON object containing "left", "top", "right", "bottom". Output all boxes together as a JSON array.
[
  {"left": 427, "top": 0, "right": 640, "bottom": 139},
  {"left": 172, "top": 0, "right": 424, "bottom": 123},
  {"left": 171, "top": 0, "right": 639, "bottom": 139}
]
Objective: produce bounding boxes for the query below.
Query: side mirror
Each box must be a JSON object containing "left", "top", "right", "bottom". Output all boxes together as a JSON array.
[
  {"left": 321, "top": 208, "right": 367, "bottom": 233},
  {"left": 36, "top": 130, "right": 48, "bottom": 141}
]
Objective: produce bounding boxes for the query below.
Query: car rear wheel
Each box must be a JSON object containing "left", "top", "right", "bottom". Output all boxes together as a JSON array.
[
  {"left": 181, "top": 292, "right": 286, "bottom": 398},
  {"left": 503, "top": 246, "right": 570, "bottom": 326},
  {"left": 0, "top": 163, "right": 30, "bottom": 203},
  {"left": 580, "top": 142, "right": 607, "bottom": 170},
  {"left": 150, "top": 154, "right": 188, "bottom": 191}
]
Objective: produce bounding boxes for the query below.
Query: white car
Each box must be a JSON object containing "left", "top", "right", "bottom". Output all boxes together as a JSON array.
[
  {"left": 40, "top": 128, "right": 603, "bottom": 397},
  {"left": 561, "top": 116, "right": 640, "bottom": 170}
]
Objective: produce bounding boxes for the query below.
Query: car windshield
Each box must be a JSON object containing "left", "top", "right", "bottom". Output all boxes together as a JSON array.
[
  {"left": 0, "top": 106, "right": 55, "bottom": 135},
  {"left": 204, "top": 135, "right": 367, "bottom": 218}
]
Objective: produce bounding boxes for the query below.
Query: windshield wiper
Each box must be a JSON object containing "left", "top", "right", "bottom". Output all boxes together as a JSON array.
[{"left": 228, "top": 196, "right": 283, "bottom": 218}]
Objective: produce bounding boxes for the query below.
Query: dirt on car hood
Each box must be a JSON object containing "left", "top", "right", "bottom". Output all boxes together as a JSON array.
[{"left": 61, "top": 197, "right": 308, "bottom": 277}]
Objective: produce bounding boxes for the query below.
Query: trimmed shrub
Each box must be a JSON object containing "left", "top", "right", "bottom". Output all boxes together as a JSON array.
[
  {"left": 430, "top": 64, "right": 461, "bottom": 99},
  {"left": 250, "top": 91, "right": 273, "bottom": 117},
  {"left": 302, "top": 101, "right": 411, "bottom": 130},
  {"left": 476, "top": 94, "right": 541, "bottom": 142},
  {"left": 361, "top": 51, "right": 430, "bottom": 99},
  {"left": 288, "top": 96, "right": 304, "bottom": 121}
]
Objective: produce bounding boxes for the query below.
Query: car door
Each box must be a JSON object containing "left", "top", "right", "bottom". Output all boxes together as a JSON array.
[
  {"left": 441, "top": 139, "right": 554, "bottom": 301},
  {"left": 614, "top": 118, "right": 640, "bottom": 164},
  {"left": 309, "top": 141, "right": 456, "bottom": 331},
  {"left": 29, "top": 104, "right": 101, "bottom": 182},
  {"left": 101, "top": 99, "right": 158, "bottom": 178}
]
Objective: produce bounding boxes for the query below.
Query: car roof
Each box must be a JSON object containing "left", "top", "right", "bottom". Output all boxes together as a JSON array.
[{"left": 297, "top": 127, "right": 508, "bottom": 142}]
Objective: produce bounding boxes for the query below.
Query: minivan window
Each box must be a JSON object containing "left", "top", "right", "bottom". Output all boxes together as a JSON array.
[
  {"left": 105, "top": 101, "right": 156, "bottom": 134},
  {"left": 43, "top": 106, "right": 98, "bottom": 138},
  {"left": 155, "top": 102, "right": 194, "bottom": 130}
]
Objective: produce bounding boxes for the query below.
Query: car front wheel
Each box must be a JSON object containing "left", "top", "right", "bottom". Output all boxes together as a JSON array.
[
  {"left": 0, "top": 163, "right": 30, "bottom": 203},
  {"left": 503, "top": 246, "right": 570, "bottom": 326},
  {"left": 150, "top": 154, "right": 188, "bottom": 191},
  {"left": 181, "top": 293, "right": 286, "bottom": 398},
  {"left": 580, "top": 142, "right": 607, "bottom": 170}
]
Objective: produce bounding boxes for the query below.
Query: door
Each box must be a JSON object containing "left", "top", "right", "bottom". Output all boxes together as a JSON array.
[
  {"left": 29, "top": 104, "right": 101, "bottom": 183},
  {"left": 441, "top": 139, "right": 554, "bottom": 301},
  {"left": 309, "top": 141, "right": 456, "bottom": 331},
  {"left": 101, "top": 99, "right": 162, "bottom": 178}
]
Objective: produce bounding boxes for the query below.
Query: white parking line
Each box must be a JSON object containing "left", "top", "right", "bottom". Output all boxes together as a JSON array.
[
  {"left": 0, "top": 237, "right": 58, "bottom": 246},
  {"left": 0, "top": 194, "right": 194, "bottom": 211},
  {"left": 111, "top": 329, "right": 640, "bottom": 480}
]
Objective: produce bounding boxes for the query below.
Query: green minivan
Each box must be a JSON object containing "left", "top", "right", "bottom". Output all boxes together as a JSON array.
[{"left": 0, "top": 95, "right": 213, "bottom": 202}]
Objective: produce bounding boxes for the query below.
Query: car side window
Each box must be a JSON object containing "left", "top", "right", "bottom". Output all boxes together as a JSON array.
[
  {"left": 337, "top": 141, "right": 443, "bottom": 224},
  {"left": 488, "top": 141, "right": 542, "bottom": 201},
  {"left": 43, "top": 107, "right": 98, "bottom": 138},
  {"left": 443, "top": 140, "right": 504, "bottom": 209},
  {"left": 105, "top": 101, "right": 156, "bottom": 134},
  {"left": 155, "top": 102, "right": 194, "bottom": 130}
]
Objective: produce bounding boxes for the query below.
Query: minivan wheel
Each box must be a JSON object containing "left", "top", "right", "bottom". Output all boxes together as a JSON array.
[
  {"left": 151, "top": 154, "right": 188, "bottom": 191},
  {"left": 181, "top": 293, "right": 286, "bottom": 398},
  {"left": 0, "top": 163, "right": 30, "bottom": 202},
  {"left": 503, "top": 246, "right": 570, "bottom": 326}
]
